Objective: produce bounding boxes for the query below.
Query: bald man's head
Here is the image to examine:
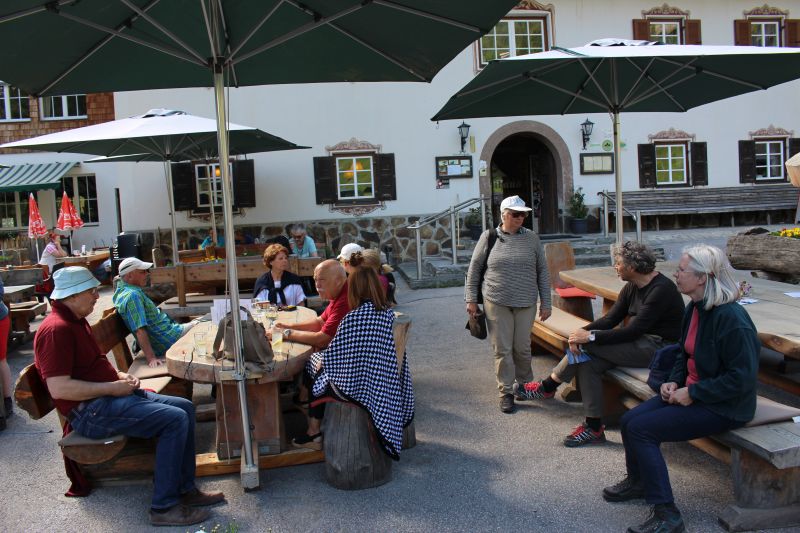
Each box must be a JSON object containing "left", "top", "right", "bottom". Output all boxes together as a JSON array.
[{"left": 314, "top": 259, "right": 347, "bottom": 301}]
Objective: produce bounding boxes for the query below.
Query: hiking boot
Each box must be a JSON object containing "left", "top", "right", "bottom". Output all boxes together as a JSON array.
[
  {"left": 500, "top": 393, "right": 515, "bottom": 413},
  {"left": 603, "top": 475, "right": 645, "bottom": 502},
  {"left": 513, "top": 381, "right": 555, "bottom": 401},
  {"left": 180, "top": 488, "right": 225, "bottom": 507},
  {"left": 292, "top": 432, "right": 323, "bottom": 450},
  {"left": 627, "top": 504, "right": 685, "bottom": 533},
  {"left": 563, "top": 422, "right": 606, "bottom": 447},
  {"left": 150, "top": 504, "right": 210, "bottom": 527}
]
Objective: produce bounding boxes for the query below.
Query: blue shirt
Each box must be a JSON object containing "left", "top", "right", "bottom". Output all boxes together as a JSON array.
[
  {"left": 290, "top": 235, "right": 317, "bottom": 258},
  {"left": 113, "top": 280, "right": 183, "bottom": 357}
]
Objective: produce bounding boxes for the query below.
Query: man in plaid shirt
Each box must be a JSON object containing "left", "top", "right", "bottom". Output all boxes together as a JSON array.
[{"left": 114, "top": 257, "right": 195, "bottom": 368}]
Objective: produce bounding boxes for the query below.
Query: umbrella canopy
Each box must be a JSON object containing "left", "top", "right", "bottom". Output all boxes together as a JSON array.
[
  {"left": 433, "top": 39, "right": 800, "bottom": 242},
  {"left": 0, "top": 0, "right": 518, "bottom": 484},
  {"left": 27, "top": 193, "right": 48, "bottom": 238},
  {"left": 3, "top": 108, "right": 309, "bottom": 264},
  {"left": 2, "top": 108, "right": 307, "bottom": 160},
  {"left": 56, "top": 191, "right": 84, "bottom": 231}
]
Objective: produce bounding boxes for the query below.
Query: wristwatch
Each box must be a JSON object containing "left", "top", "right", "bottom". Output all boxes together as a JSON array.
[
  {"left": 588, "top": 330, "right": 596, "bottom": 342},
  {"left": 283, "top": 328, "right": 293, "bottom": 340}
]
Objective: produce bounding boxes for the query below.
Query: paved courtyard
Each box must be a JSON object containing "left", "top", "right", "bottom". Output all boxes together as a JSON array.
[{"left": 0, "top": 225, "right": 797, "bottom": 532}]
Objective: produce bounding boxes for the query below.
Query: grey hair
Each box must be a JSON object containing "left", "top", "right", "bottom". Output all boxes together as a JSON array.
[
  {"left": 683, "top": 244, "right": 740, "bottom": 310},
  {"left": 290, "top": 223, "right": 306, "bottom": 234},
  {"left": 612, "top": 241, "right": 656, "bottom": 274}
]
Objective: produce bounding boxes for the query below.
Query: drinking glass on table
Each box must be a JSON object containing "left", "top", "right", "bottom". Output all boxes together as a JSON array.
[
  {"left": 271, "top": 327, "right": 283, "bottom": 357},
  {"left": 265, "top": 304, "right": 278, "bottom": 328},
  {"left": 193, "top": 332, "right": 208, "bottom": 357}
]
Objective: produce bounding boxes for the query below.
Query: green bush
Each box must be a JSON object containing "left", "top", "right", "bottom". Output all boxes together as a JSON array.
[{"left": 567, "top": 187, "right": 589, "bottom": 219}]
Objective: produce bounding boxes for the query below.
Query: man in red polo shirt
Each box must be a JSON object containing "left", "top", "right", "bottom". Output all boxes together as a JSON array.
[
  {"left": 274, "top": 259, "right": 349, "bottom": 349},
  {"left": 34, "top": 267, "right": 224, "bottom": 527}
]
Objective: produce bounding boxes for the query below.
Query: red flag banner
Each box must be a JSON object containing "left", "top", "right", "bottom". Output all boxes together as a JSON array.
[
  {"left": 56, "top": 191, "right": 84, "bottom": 231},
  {"left": 28, "top": 193, "right": 48, "bottom": 238}
]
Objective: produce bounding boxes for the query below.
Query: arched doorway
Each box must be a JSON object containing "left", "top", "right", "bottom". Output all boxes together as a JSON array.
[
  {"left": 479, "top": 121, "right": 573, "bottom": 236},
  {"left": 491, "top": 133, "right": 558, "bottom": 234}
]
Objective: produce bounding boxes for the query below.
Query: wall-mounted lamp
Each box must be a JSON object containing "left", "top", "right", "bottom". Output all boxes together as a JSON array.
[
  {"left": 580, "top": 118, "right": 594, "bottom": 150},
  {"left": 458, "top": 121, "right": 471, "bottom": 153}
]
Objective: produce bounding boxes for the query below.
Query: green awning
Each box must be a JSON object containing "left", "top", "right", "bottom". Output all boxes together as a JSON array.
[{"left": 0, "top": 161, "right": 78, "bottom": 192}]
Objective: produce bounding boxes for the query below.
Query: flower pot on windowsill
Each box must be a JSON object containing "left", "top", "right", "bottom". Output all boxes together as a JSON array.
[{"left": 569, "top": 218, "right": 589, "bottom": 234}]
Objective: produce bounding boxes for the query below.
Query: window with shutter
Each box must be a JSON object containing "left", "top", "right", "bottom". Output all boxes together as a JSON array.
[
  {"left": 638, "top": 144, "right": 656, "bottom": 188},
  {"left": 754, "top": 139, "right": 786, "bottom": 180},
  {"left": 634, "top": 7, "right": 697, "bottom": 44},
  {"left": 171, "top": 162, "right": 196, "bottom": 211},
  {"left": 654, "top": 142, "right": 688, "bottom": 186},
  {"left": 738, "top": 140, "right": 757, "bottom": 184}
]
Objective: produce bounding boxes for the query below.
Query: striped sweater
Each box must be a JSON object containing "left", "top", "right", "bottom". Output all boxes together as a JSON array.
[{"left": 465, "top": 226, "right": 551, "bottom": 309}]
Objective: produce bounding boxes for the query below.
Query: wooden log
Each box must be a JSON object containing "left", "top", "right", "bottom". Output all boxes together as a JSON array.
[
  {"left": 727, "top": 234, "right": 800, "bottom": 276},
  {"left": 402, "top": 420, "right": 416, "bottom": 449},
  {"left": 322, "top": 402, "right": 392, "bottom": 490}
]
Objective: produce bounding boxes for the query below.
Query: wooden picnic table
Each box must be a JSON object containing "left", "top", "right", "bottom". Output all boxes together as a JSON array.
[
  {"left": 62, "top": 249, "right": 110, "bottom": 272},
  {"left": 3, "top": 284, "right": 35, "bottom": 305},
  {"left": 560, "top": 263, "right": 800, "bottom": 360}
]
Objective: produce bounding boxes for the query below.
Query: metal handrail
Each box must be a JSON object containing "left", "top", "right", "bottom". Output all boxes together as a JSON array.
[
  {"left": 598, "top": 190, "right": 642, "bottom": 243},
  {"left": 407, "top": 195, "right": 489, "bottom": 280}
]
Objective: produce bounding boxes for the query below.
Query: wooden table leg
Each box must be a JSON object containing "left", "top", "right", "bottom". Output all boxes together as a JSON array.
[{"left": 215, "top": 381, "right": 281, "bottom": 460}]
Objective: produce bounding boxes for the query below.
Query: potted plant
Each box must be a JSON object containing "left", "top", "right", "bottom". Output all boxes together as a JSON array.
[
  {"left": 567, "top": 187, "right": 589, "bottom": 234},
  {"left": 463, "top": 207, "right": 484, "bottom": 240}
]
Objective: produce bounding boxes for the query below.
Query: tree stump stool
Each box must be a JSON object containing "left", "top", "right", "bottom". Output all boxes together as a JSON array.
[
  {"left": 322, "top": 402, "right": 392, "bottom": 490},
  {"left": 402, "top": 420, "right": 416, "bottom": 449}
]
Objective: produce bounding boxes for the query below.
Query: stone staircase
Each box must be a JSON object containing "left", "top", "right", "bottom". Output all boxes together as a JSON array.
[{"left": 395, "top": 233, "right": 665, "bottom": 289}]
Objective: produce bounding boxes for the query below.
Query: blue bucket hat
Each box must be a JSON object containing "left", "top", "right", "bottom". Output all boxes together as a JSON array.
[{"left": 51, "top": 266, "right": 100, "bottom": 300}]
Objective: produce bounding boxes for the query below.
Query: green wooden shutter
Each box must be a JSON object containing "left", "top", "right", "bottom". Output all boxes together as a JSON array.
[
  {"left": 690, "top": 142, "right": 708, "bottom": 186},
  {"left": 313, "top": 156, "right": 337, "bottom": 204},
  {"left": 738, "top": 140, "right": 756, "bottom": 184},
  {"left": 170, "top": 162, "right": 195, "bottom": 210},
  {"left": 637, "top": 144, "right": 656, "bottom": 188},
  {"left": 232, "top": 159, "right": 255, "bottom": 208}
]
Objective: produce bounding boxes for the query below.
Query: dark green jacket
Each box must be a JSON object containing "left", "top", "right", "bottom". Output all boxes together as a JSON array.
[{"left": 668, "top": 300, "right": 759, "bottom": 422}]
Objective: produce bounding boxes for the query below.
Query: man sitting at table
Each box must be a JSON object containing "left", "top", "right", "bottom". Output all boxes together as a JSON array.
[
  {"left": 34, "top": 267, "right": 224, "bottom": 527},
  {"left": 113, "top": 257, "right": 195, "bottom": 368},
  {"left": 289, "top": 223, "right": 319, "bottom": 258},
  {"left": 273, "top": 259, "right": 349, "bottom": 350},
  {"left": 515, "top": 241, "right": 685, "bottom": 447}
]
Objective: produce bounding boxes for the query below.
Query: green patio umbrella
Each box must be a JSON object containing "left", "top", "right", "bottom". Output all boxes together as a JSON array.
[
  {"left": 432, "top": 39, "right": 800, "bottom": 242},
  {"left": 0, "top": 0, "right": 519, "bottom": 486}
]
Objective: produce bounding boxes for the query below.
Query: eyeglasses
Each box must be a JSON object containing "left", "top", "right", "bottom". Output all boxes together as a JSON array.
[
  {"left": 507, "top": 211, "right": 527, "bottom": 218},
  {"left": 292, "top": 235, "right": 304, "bottom": 240},
  {"left": 78, "top": 287, "right": 99, "bottom": 297}
]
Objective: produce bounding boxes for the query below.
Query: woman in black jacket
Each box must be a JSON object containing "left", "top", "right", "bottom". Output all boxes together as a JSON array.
[
  {"left": 252, "top": 243, "right": 306, "bottom": 307},
  {"left": 603, "top": 244, "right": 759, "bottom": 533}
]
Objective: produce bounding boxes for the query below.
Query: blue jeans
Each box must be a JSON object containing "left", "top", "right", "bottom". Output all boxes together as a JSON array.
[
  {"left": 70, "top": 389, "right": 196, "bottom": 509},
  {"left": 621, "top": 396, "right": 742, "bottom": 504}
]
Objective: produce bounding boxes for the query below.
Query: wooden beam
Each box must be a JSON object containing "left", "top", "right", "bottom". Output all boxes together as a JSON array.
[{"left": 194, "top": 449, "right": 324, "bottom": 477}]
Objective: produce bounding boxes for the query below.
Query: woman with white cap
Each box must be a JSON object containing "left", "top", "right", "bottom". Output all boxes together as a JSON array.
[
  {"left": 337, "top": 242, "right": 364, "bottom": 275},
  {"left": 465, "top": 195, "right": 551, "bottom": 414}
]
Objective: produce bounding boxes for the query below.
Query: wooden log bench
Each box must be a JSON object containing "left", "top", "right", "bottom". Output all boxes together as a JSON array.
[
  {"left": 604, "top": 184, "right": 799, "bottom": 231},
  {"left": 531, "top": 307, "right": 800, "bottom": 532},
  {"left": 8, "top": 300, "right": 47, "bottom": 344}
]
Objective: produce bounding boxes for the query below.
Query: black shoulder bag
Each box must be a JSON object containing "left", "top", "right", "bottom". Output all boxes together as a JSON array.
[{"left": 465, "top": 230, "right": 498, "bottom": 339}]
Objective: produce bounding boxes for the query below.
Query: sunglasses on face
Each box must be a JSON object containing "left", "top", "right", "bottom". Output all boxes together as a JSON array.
[{"left": 507, "top": 211, "right": 527, "bottom": 218}]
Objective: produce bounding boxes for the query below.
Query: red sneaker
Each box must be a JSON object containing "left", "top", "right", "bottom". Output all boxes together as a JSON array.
[
  {"left": 563, "top": 423, "right": 606, "bottom": 447},
  {"left": 513, "top": 381, "right": 555, "bottom": 401}
]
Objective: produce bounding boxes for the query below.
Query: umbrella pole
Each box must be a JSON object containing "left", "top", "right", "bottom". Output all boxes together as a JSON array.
[
  {"left": 613, "top": 110, "right": 624, "bottom": 244},
  {"left": 164, "top": 162, "right": 180, "bottom": 265},
  {"left": 213, "top": 66, "right": 259, "bottom": 489}
]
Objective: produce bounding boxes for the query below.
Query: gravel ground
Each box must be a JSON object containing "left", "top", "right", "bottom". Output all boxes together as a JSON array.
[{"left": 0, "top": 225, "right": 796, "bottom": 532}]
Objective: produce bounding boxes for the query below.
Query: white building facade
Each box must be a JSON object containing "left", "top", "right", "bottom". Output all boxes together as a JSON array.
[{"left": 2, "top": 0, "right": 800, "bottom": 261}]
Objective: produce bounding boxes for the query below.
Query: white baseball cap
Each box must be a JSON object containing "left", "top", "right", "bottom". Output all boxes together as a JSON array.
[
  {"left": 337, "top": 242, "right": 364, "bottom": 261},
  {"left": 118, "top": 257, "right": 154, "bottom": 277},
  {"left": 500, "top": 195, "right": 532, "bottom": 212}
]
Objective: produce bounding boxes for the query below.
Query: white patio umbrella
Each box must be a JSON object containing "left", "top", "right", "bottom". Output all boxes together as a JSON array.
[
  {"left": 3, "top": 108, "right": 308, "bottom": 264},
  {"left": 433, "top": 39, "right": 800, "bottom": 242}
]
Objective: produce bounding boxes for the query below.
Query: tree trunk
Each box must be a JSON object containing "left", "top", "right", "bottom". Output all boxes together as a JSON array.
[{"left": 727, "top": 235, "right": 800, "bottom": 277}]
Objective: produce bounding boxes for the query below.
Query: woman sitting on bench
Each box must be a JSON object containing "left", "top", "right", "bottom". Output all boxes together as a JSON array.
[
  {"left": 292, "top": 253, "right": 414, "bottom": 458},
  {"left": 603, "top": 244, "right": 759, "bottom": 533}
]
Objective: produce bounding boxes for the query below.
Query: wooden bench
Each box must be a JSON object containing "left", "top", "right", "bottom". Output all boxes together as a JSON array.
[
  {"left": 603, "top": 184, "right": 799, "bottom": 230},
  {"left": 531, "top": 307, "right": 800, "bottom": 532},
  {"left": 9, "top": 300, "right": 47, "bottom": 342}
]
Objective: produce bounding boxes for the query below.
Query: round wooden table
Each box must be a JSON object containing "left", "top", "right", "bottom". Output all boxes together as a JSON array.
[{"left": 166, "top": 306, "right": 317, "bottom": 459}]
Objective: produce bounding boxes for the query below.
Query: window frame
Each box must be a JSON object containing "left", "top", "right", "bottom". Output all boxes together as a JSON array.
[
  {"left": 646, "top": 17, "right": 684, "bottom": 44},
  {"left": 0, "top": 191, "right": 32, "bottom": 229},
  {"left": 39, "top": 94, "right": 88, "bottom": 121},
  {"left": 754, "top": 137, "right": 786, "bottom": 181},
  {"left": 476, "top": 10, "right": 552, "bottom": 69},
  {"left": 654, "top": 141, "right": 689, "bottom": 187},
  {"left": 0, "top": 82, "right": 30, "bottom": 122},
  {"left": 194, "top": 162, "right": 233, "bottom": 209},
  {"left": 749, "top": 17, "right": 783, "bottom": 47},
  {"left": 57, "top": 174, "right": 100, "bottom": 225},
  {"left": 334, "top": 152, "right": 376, "bottom": 201}
]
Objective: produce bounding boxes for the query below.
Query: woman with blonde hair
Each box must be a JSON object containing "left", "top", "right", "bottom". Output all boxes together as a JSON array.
[
  {"left": 252, "top": 243, "right": 306, "bottom": 307},
  {"left": 604, "top": 244, "right": 759, "bottom": 533},
  {"left": 293, "top": 254, "right": 413, "bottom": 457}
]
